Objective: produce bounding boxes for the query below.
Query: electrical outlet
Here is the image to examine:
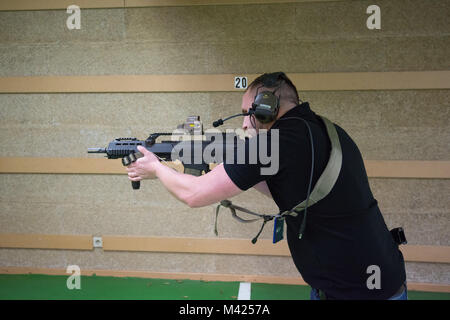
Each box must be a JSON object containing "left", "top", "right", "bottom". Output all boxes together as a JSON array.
[{"left": 93, "top": 236, "right": 103, "bottom": 248}]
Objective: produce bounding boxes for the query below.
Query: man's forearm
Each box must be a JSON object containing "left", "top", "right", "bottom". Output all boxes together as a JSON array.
[
  {"left": 154, "top": 162, "right": 197, "bottom": 205},
  {"left": 153, "top": 162, "right": 243, "bottom": 208}
]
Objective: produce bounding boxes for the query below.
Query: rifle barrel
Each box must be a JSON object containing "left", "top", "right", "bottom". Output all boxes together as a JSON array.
[{"left": 87, "top": 148, "right": 107, "bottom": 153}]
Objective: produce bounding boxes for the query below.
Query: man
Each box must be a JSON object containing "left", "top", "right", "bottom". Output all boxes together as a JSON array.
[{"left": 126, "top": 72, "right": 407, "bottom": 300}]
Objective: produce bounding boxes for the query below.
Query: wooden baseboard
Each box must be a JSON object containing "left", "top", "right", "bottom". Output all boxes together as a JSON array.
[
  {"left": 0, "top": 234, "right": 92, "bottom": 250},
  {"left": 1, "top": 234, "right": 450, "bottom": 264},
  {"left": 1, "top": 266, "right": 449, "bottom": 293},
  {"left": 1, "top": 158, "right": 449, "bottom": 179}
]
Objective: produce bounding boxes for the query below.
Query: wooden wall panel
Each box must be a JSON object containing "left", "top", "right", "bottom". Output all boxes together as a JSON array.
[
  {"left": 0, "top": 234, "right": 92, "bottom": 250},
  {"left": 1, "top": 234, "right": 449, "bottom": 264},
  {"left": 0, "top": 72, "right": 449, "bottom": 93},
  {"left": 1, "top": 158, "right": 449, "bottom": 179}
]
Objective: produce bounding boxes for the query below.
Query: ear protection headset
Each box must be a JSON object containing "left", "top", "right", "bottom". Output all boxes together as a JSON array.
[
  {"left": 249, "top": 72, "right": 284, "bottom": 124},
  {"left": 212, "top": 72, "right": 299, "bottom": 128}
]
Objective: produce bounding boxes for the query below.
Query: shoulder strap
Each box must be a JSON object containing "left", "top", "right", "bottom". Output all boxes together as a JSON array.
[
  {"left": 215, "top": 115, "right": 343, "bottom": 242},
  {"left": 284, "top": 115, "right": 342, "bottom": 216}
]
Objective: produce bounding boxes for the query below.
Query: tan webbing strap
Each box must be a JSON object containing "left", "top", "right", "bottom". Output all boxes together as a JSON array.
[
  {"left": 283, "top": 115, "right": 342, "bottom": 216},
  {"left": 215, "top": 200, "right": 268, "bottom": 236},
  {"left": 215, "top": 115, "right": 343, "bottom": 242}
]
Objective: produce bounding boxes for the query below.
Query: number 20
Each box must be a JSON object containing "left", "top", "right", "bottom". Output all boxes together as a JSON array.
[{"left": 235, "top": 76, "right": 247, "bottom": 89}]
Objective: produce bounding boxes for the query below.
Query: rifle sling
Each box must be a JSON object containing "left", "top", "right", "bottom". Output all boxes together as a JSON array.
[{"left": 214, "top": 115, "right": 342, "bottom": 240}]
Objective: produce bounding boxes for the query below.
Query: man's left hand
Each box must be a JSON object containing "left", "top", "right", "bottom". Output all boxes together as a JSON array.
[{"left": 126, "top": 146, "right": 160, "bottom": 181}]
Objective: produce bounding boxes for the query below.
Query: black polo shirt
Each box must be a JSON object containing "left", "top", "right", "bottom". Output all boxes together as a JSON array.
[{"left": 223, "top": 102, "right": 406, "bottom": 299}]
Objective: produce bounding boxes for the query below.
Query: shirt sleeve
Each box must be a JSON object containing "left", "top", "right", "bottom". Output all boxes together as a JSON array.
[{"left": 223, "top": 132, "right": 278, "bottom": 191}]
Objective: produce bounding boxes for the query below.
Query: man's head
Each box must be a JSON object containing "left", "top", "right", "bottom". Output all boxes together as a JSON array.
[{"left": 241, "top": 72, "right": 300, "bottom": 133}]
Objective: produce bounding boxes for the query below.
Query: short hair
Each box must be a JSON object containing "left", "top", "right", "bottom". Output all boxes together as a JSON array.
[{"left": 247, "top": 72, "right": 300, "bottom": 105}]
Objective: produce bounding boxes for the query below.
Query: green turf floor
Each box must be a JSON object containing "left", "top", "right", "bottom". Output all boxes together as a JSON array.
[{"left": 0, "top": 274, "right": 449, "bottom": 300}]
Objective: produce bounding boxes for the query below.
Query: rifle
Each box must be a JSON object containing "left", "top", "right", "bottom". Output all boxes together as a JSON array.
[
  {"left": 88, "top": 116, "right": 235, "bottom": 190},
  {"left": 87, "top": 115, "right": 287, "bottom": 243}
]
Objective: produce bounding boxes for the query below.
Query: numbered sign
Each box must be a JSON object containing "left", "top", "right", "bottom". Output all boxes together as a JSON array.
[{"left": 234, "top": 76, "right": 248, "bottom": 90}]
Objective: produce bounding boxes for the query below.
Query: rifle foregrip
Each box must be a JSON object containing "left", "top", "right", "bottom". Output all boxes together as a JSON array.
[
  {"left": 132, "top": 181, "right": 140, "bottom": 190},
  {"left": 123, "top": 152, "right": 144, "bottom": 190}
]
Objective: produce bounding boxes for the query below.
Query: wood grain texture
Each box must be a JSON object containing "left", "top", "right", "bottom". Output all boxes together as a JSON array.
[
  {"left": 0, "top": 234, "right": 92, "bottom": 250},
  {"left": 0, "top": 72, "right": 448, "bottom": 93},
  {"left": 0, "top": 234, "right": 448, "bottom": 264},
  {"left": 1, "top": 158, "right": 449, "bottom": 178}
]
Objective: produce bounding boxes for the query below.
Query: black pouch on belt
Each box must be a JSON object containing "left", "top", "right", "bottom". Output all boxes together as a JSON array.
[{"left": 390, "top": 227, "right": 407, "bottom": 245}]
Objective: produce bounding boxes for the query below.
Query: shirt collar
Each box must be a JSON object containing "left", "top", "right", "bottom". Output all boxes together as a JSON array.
[
  {"left": 272, "top": 102, "right": 313, "bottom": 129},
  {"left": 280, "top": 102, "right": 312, "bottom": 118}
]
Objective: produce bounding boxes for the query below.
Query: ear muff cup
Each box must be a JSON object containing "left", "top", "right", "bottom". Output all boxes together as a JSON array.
[{"left": 252, "top": 91, "right": 279, "bottom": 124}]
